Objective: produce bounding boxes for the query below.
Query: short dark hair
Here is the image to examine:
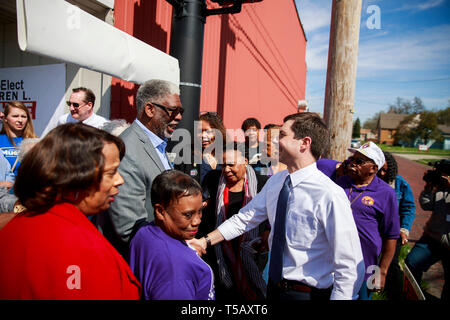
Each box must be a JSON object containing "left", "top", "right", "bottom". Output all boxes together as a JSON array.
[
  {"left": 73, "top": 87, "right": 95, "bottom": 106},
  {"left": 283, "top": 112, "right": 330, "bottom": 160},
  {"left": 241, "top": 118, "right": 261, "bottom": 131},
  {"left": 14, "top": 123, "right": 125, "bottom": 213},
  {"left": 151, "top": 170, "right": 202, "bottom": 209},
  {"left": 264, "top": 123, "right": 278, "bottom": 130},
  {"left": 382, "top": 151, "right": 398, "bottom": 184}
]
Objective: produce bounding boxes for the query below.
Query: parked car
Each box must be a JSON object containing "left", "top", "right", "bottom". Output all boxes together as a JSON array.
[{"left": 351, "top": 139, "right": 361, "bottom": 148}]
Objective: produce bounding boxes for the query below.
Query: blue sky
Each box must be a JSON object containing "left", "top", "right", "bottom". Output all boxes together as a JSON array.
[{"left": 295, "top": 0, "right": 450, "bottom": 125}]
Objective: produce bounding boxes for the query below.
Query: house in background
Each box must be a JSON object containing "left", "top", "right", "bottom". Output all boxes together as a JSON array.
[
  {"left": 438, "top": 125, "right": 450, "bottom": 150},
  {"left": 427, "top": 125, "right": 450, "bottom": 150},
  {"left": 377, "top": 113, "right": 407, "bottom": 145},
  {"left": 360, "top": 128, "right": 378, "bottom": 142}
]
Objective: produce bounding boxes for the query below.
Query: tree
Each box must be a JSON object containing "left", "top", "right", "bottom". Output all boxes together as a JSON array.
[
  {"left": 388, "top": 96, "right": 425, "bottom": 114},
  {"left": 394, "top": 114, "right": 419, "bottom": 145},
  {"left": 352, "top": 118, "right": 361, "bottom": 138},
  {"left": 362, "top": 111, "right": 381, "bottom": 132},
  {"left": 411, "top": 97, "right": 426, "bottom": 114},
  {"left": 436, "top": 106, "right": 450, "bottom": 125},
  {"left": 394, "top": 112, "right": 443, "bottom": 145}
]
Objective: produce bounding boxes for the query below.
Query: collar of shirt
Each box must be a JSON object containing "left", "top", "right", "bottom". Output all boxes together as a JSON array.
[
  {"left": 289, "top": 162, "right": 318, "bottom": 188},
  {"left": 135, "top": 119, "right": 168, "bottom": 154},
  {"left": 351, "top": 174, "right": 380, "bottom": 192},
  {"left": 81, "top": 113, "right": 95, "bottom": 125}
]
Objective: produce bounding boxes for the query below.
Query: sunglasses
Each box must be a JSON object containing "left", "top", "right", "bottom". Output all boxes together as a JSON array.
[
  {"left": 151, "top": 102, "right": 184, "bottom": 120},
  {"left": 348, "top": 156, "right": 374, "bottom": 166},
  {"left": 66, "top": 101, "right": 86, "bottom": 108}
]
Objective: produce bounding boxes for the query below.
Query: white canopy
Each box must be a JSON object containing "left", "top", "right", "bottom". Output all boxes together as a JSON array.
[{"left": 16, "top": 0, "right": 180, "bottom": 85}]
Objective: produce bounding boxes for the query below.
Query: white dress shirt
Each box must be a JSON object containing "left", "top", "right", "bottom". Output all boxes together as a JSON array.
[
  {"left": 217, "top": 162, "right": 365, "bottom": 300},
  {"left": 57, "top": 112, "right": 109, "bottom": 129}
]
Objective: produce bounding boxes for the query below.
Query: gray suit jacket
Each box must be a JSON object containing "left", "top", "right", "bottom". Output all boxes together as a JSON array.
[{"left": 106, "top": 121, "right": 167, "bottom": 244}]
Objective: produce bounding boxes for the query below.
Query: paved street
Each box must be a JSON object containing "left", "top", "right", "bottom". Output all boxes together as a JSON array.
[{"left": 393, "top": 153, "right": 447, "bottom": 299}]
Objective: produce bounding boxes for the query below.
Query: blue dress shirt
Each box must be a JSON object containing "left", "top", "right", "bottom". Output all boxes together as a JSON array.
[{"left": 135, "top": 120, "right": 172, "bottom": 170}]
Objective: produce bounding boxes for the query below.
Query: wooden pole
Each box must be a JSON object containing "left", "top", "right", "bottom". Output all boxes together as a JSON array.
[{"left": 323, "top": 0, "right": 362, "bottom": 161}]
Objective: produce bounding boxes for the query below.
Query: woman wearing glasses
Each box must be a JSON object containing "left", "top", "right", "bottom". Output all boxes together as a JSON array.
[{"left": 0, "top": 101, "right": 37, "bottom": 177}]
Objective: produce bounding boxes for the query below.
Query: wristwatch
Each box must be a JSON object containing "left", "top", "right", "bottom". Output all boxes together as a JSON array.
[{"left": 204, "top": 235, "right": 212, "bottom": 248}]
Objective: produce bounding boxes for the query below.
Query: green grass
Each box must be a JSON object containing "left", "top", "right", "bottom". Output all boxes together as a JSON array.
[
  {"left": 414, "top": 159, "right": 442, "bottom": 167},
  {"left": 378, "top": 144, "right": 450, "bottom": 156}
]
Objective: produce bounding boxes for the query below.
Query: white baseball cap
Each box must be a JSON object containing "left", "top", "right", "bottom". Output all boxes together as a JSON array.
[{"left": 348, "top": 141, "right": 385, "bottom": 171}]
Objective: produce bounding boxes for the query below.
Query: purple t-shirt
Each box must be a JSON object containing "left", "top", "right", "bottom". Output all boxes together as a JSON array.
[
  {"left": 129, "top": 222, "right": 215, "bottom": 300},
  {"left": 317, "top": 158, "right": 340, "bottom": 181},
  {"left": 336, "top": 175, "right": 400, "bottom": 280}
]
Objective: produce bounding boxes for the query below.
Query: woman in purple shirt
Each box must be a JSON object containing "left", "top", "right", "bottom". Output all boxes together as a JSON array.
[{"left": 129, "top": 170, "right": 215, "bottom": 300}]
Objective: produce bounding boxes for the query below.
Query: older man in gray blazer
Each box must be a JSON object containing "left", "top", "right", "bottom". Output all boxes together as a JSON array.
[{"left": 103, "top": 79, "right": 183, "bottom": 254}]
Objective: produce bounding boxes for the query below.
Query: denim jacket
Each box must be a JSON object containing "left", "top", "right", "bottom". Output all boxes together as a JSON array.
[{"left": 395, "top": 175, "right": 416, "bottom": 231}]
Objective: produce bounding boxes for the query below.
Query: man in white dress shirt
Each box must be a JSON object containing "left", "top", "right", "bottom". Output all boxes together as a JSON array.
[
  {"left": 57, "top": 87, "right": 109, "bottom": 129},
  {"left": 190, "top": 112, "right": 365, "bottom": 300}
]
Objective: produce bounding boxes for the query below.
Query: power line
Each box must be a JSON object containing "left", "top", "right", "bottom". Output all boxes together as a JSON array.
[{"left": 357, "top": 77, "right": 450, "bottom": 83}]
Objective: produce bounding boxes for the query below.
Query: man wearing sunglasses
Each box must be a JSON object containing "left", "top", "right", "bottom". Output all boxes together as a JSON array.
[
  {"left": 101, "top": 79, "right": 183, "bottom": 257},
  {"left": 336, "top": 142, "right": 400, "bottom": 300},
  {"left": 57, "top": 87, "right": 109, "bottom": 129}
]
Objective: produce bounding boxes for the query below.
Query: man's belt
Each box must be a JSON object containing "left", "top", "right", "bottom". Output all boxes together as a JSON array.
[{"left": 276, "top": 279, "right": 312, "bottom": 293}]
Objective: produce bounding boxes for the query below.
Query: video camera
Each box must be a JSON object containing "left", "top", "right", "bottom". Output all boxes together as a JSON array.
[{"left": 423, "top": 159, "right": 450, "bottom": 187}]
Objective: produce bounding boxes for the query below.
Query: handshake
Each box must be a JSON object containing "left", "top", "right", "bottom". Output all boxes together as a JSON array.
[{"left": 187, "top": 236, "right": 209, "bottom": 256}]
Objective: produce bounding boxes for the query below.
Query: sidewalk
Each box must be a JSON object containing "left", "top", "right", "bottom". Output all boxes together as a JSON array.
[{"left": 393, "top": 153, "right": 445, "bottom": 300}]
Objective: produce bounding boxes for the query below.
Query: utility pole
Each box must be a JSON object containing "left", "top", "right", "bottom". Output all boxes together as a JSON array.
[{"left": 323, "top": 0, "right": 362, "bottom": 161}]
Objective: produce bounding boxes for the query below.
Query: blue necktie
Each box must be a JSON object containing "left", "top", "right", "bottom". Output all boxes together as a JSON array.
[{"left": 268, "top": 174, "right": 291, "bottom": 284}]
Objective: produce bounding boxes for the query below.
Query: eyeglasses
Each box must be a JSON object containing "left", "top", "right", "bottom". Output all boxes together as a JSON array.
[
  {"left": 66, "top": 101, "right": 86, "bottom": 108},
  {"left": 151, "top": 102, "right": 184, "bottom": 120},
  {"left": 348, "top": 156, "right": 374, "bottom": 166}
]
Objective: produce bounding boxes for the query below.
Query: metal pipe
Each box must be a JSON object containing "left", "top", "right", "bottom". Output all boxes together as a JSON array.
[{"left": 169, "top": 0, "right": 206, "bottom": 139}]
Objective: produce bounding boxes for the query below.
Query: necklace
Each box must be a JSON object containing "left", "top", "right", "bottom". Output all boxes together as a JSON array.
[{"left": 348, "top": 187, "right": 364, "bottom": 205}]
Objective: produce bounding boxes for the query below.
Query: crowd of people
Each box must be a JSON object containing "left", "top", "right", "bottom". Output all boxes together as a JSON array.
[{"left": 0, "top": 79, "right": 448, "bottom": 301}]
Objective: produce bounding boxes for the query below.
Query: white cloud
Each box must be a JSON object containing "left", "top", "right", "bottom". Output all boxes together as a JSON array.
[
  {"left": 392, "top": 0, "right": 445, "bottom": 12},
  {"left": 304, "top": 22, "right": 450, "bottom": 73},
  {"left": 357, "top": 25, "right": 450, "bottom": 76},
  {"left": 306, "top": 42, "right": 329, "bottom": 70},
  {"left": 417, "top": 0, "right": 445, "bottom": 10},
  {"left": 295, "top": 0, "right": 331, "bottom": 33},
  {"left": 298, "top": 0, "right": 450, "bottom": 123}
]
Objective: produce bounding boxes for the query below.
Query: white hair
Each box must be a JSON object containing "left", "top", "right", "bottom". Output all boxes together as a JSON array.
[{"left": 136, "top": 79, "right": 180, "bottom": 116}]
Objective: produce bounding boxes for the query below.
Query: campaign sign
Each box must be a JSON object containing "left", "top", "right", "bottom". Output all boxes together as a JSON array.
[{"left": 0, "top": 63, "right": 66, "bottom": 136}]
